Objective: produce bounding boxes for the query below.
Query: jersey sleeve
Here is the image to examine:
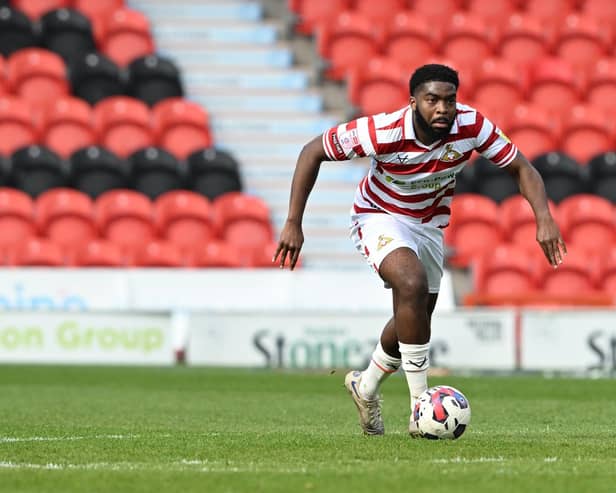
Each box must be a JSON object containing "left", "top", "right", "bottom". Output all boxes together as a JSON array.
[
  {"left": 322, "top": 115, "right": 380, "bottom": 161},
  {"left": 473, "top": 112, "right": 518, "bottom": 168}
]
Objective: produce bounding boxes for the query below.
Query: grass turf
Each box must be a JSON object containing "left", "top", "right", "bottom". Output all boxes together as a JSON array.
[{"left": 0, "top": 366, "right": 615, "bottom": 493}]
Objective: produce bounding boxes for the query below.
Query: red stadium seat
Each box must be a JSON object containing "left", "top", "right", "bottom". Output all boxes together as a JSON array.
[
  {"left": 597, "top": 247, "right": 616, "bottom": 295},
  {"left": 472, "top": 243, "right": 538, "bottom": 296},
  {"left": 559, "top": 105, "right": 614, "bottom": 165},
  {"left": 6, "top": 48, "right": 69, "bottom": 109},
  {"left": 213, "top": 192, "right": 274, "bottom": 255},
  {"left": 290, "top": 0, "right": 352, "bottom": 35},
  {"left": 72, "top": 239, "right": 124, "bottom": 267},
  {"left": 0, "top": 188, "right": 35, "bottom": 254},
  {"left": 93, "top": 96, "right": 153, "bottom": 157},
  {"left": 96, "top": 189, "right": 155, "bottom": 252},
  {"left": 347, "top": 57, "right": 408, "bottom": 116},
  {"left": 522, "top": 0, "right": 577, "bottom": 31},
  {"left": 446, "top": 194, "right": 503, "bottom": 267},
  {"left": 441, "top": 14, "right": 493, "bottom": 72},
  {"left": 586, "top": 59, "right": 616, "bottom": 116},
  {"left": 72, "top": 0, "right": 124, "bottom": 21},
  {"left": 355, "top": 0, "right": 408, "bottom": 29},
  {"left": 35, "top": 188, "right": 96, "bottom": 250},
  {"left": 496, "top": 14, "right": 549, "bottom": 67},
  {"left": 99, "top": 8, "right": 154, "bottom": 66},
  {"left": 10, "top": 237, "right": 64, "bottom": 266},
  {"left": 537, "top": 247, "right": 599, "bottom": 296},
  {"left": 553, "top": 15, "right": 610, "bottom": 73},
  {"left": 411, "top": 0, "right": 463, "bottom": 24},
  {"left": 558, "top": 194, "right": 615, "bottom": 255},
  {"left": 134, "top": 240, "right": 183, "bottom": 267},
  {"left": 504, "top": 104, "right": 559, "bottom": 160},
  {"left": 154, "top": 190, "right": 215, "bottom": 251},
  {"left": 472, "top": 59, "right": 526, "bottom": 112},
  {"left": 40, "top": 97, "right": 95, "bottom": 158},
  {"left": 581, "top": 0, "right": 616, "bottom": 30},
  {"left": 152, "top": 98, "right": 212, "bottom": 159},
  {"left": 317, "top": 11, "right": 382, "bottom": 81},
  {"left": 0, "top": 96, "right": 37, "bottom": 155},
  {"left": 248, "top": 241, "right": 301, "bottom": 269},
  {"left": 383, "top": 12, "right": 437, "bottom": 68},
  {"left": 466, "top": 0, "right": 516, "bottom": 24},
  {"left": 528, "top": 58, "right": 581, "bottom": 117},
  {"left": 12, "top": 0, "right": 70, "bottom": 19},
  {"left": 188, "top": 240, "right": 243, "bottom": 268}
]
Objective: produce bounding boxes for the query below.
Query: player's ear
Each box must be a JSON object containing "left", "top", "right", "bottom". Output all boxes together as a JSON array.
[{"left": 409, "top": 95, "right": 416, "bottom": 110}]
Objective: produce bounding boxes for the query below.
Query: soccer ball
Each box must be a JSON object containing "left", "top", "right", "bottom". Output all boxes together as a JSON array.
[{"left": 413, "top": 385, "right": 471, "bottom": 440}]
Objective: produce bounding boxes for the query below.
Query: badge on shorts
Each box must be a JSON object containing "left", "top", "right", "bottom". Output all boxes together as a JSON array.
[{"left": 377, "top": 234, "right": 393, "bottom": 251}]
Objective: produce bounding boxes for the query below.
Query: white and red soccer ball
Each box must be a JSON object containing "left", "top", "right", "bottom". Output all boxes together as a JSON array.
[{"left": 413, "top": 385, "right": 471, "bottom": 440}]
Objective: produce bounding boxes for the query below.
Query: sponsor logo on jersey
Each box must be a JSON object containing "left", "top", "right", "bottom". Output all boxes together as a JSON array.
[{"left": 339, "top": 129, "right": 360, "bottom": 153}]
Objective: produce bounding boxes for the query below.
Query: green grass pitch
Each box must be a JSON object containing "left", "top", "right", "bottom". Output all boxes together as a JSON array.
[{"left": 0, "top": 366, "right": 615, "bottom": 493}]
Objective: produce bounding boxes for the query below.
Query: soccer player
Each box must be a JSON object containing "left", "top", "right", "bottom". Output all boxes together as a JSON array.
[{"left": 273, "top": 64, "right": 566, "bottom": 436}]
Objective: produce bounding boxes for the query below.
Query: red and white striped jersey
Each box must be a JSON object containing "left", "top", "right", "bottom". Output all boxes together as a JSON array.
[{"left": 322, "top": 103, "right": 517, "bottom": 228}]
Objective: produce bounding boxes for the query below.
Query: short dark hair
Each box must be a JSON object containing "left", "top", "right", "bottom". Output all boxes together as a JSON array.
[{"left": 410, "top": 64, "right": 459, "bottom": 95}]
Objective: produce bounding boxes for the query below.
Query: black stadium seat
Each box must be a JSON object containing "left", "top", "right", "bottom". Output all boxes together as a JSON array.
[
  {"left": 0, "top": 6, "right": 38, "bottom": 57},
  {"left": 0, "top": 154, "right": 11, "bottom": 186},
  {"left": 186, "top": 148, "right": 242, "bottom": 200},
  {"left": 532, "top": 152, "right": 587, "bottom": 203},
  {"left": 127, "top": 54, "right": 184, "bottom": 106},
  {"left": 70, "top": 146, "right": 130, "bottom": 198},
  {"left": 454, "top": 162, "right": 476, "bottom": 195},
  {"left": 472, "top": 155, "right": 519, "bottom": 203},
  {"left": 69, "top": 52, "right": 126, "bottom": 105},
  {"left": 588, "top": 152, "right": 616, "bottom": 204},
  {"left": 40, "top": 8, "right": 96, "bottom": 63},
  {"left": 129, "top": 146, "right": 185, "bottom": 199},
  {"left": 10, "top": 145, "right": 68, "bottom": 197}
]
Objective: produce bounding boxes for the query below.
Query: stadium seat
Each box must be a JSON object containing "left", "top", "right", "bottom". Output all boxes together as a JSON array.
[
  {"left": 127, "top": 55, "right": 184, "bottom": 107},
  {"left": 71, "top": 0, "right": 124, "bottom": 21},
  {"left": 504, "top": 104, "right": 558, "bottom": 160},
  {"left": 10, "top": 237, "right": 64, "bottom": 266},
  {"left": 527, "top": 58, "right": 580, "bottom": 118},
  {"left": 553, "top": 14, "right": 610, "bottom": 73},
  {"left": 454, "top": 164, "right": 476, "bottom": 195},
  {"left": 317, "top": 11, "right": 382, "bottom": 81},
  {"left": 585, "top": 59, "right": 616, "bottom": 116},
  {"left": 289, "top": 0, "right": 352, "bottom": 35},
  {"left": 0, "top": 6, "right": 38, "bottom": 57},
  {"left": 35, "top": 187, "right": 96, "bottom": 250},
  {"left": 71, "top": 238, "right": 124, "bottom": 267},
  {"left": 155, "top": 190, "right": 215, "bottom": 252},
  {"left": 559, "top": 105, "right": 614, "bottom": 165},
  {"left": 9, "top": 145, "right": 68, "bottom": 197},
  {"left": 40, "top": 96, "right": 96, "bottom": 158},
  {"left": 347, "top": 57, "right": 408, "bottom": 116},
  {"left": 186, "top": 148, "right": 242, "bottom": 200},
  {"left": 95, "top": 189, "right": 155, "bottom": 252},
  {"left": 522, "top": 0, "right": 576, "bottom": 31},
  {"left": 496, "top": 14, "right": 549, "bottom": 67},
  {"left": 0, "top": 154, "right": 10, "bottom": 186},
  {"left": 445, "top": 194, "right": 503, "bottom": 267},
  {"left": 69, "top": 145, "right": 130, "bottom": 198},
  {"left": 558, "top": 194, "right": 614, "bottom": 255},
  {"left": 129, "top": 146, "right": 185, "bottom": 199},
  {"left": 93, "top": 96, "right": 153, "bottom": 158},
  {"left": 587, "top": 152, "right": 616, "bottom": 203},
  {"left": 248, "top": 241, "right": 300, "bottom": 269},
  {"left": 441, "top": 14, "right": 493, "bottom": 72},
  {"left": 597, "top": 247, "right": 616, "bottom": 295},
  {"left": 532, "top": 152, "right": 587, "bottom": 203},
  {"left": 213, "top": 192, "right": 274, "bottom": 255},
  {"left": 500, "top": 194, "right": 558, "bottom": 254},
  {"left": 0, "top": 96, "right": 37, "bottom": 155},
  {"left": 537, "top": 247, "right": 599, "bottom": 297},
  {"left": 152, "top": 98, "right": 212, "bottom": 159},
  {"left": 472, "top": 243, "right": 538, "bottom": 296},
  {"left": 39, "top": 8, "right": 96, "bottom": 63},
  {"left": 354, "top": 0, "right": 408, "bottom": 29},
  {"left": 6, "top": 48, "right": 69, "bottom": 108},
  {"left": 0, "top": 187, "right": 36, "bottom": 252},
  {"left": 12, "top": 0, "right": 69, "bottom": 19},
  {"left": 410, "top": 0, "right": 463, "bottom": 24},
  {"left": 581, "top": 0, "right": 616, "bottom": 30},
  {"left": 133, "top": 240, "right": 183, "bottom": 267},
  {"left": 187, "top": 239, "right": 243, "bottom": 268},
  {"left": 382, "top": 11, "right": 437, "bottom": 69},
  {"left": 69, "top": 52, "right": 125, "bottom": 105},
  {"left": 466, "top": 0, "right": 516, "bottom": 24},
  {"left": 471, "top": 156, "right": 519, "bottom": 203},
  {"left": 472, "top": 59, "right": 526, "bottom": 112},
  {"left": 98, "top": 8, "right": 154, "bottom": 66}
]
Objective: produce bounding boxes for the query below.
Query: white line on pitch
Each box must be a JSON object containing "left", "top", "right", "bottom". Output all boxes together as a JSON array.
[{"left": 0, "top": 434, "right": 139, "bottom": 444}]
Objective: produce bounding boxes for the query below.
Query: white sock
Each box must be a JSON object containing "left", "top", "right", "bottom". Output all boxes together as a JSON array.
[
  {"left": 359, "top": 342, "right": 401, "bottom": 399},
  {"left": 399, "top": 342, "right": 430, "bottom": 412}
]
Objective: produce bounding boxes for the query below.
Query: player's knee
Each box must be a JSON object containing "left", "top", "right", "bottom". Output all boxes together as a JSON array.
[{"left": 394, "top": 275, "right": 429, "bottom": 304}]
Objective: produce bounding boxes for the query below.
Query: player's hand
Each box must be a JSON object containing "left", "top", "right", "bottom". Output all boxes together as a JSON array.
[
  {"left": 536, "top": 216, "right": 567, "bottom": 268},
  {"left": 273, "top": 219, "right": 304, "bottom": 270}
]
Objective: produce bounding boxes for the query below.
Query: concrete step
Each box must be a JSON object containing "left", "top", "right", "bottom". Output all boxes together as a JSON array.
[
  {"left": 192, "top": 89, "right": 323, "bottom": 113},
  {"left": 183, "top": 67, "right": 312, "bottom": 90},
  {"left": 131, "top": 1, "right": 263, "bottom": 21},
  {"left": 153, "top": 21, "right": 282, "bottom": 46},
  {"left": 211, "top": 115, "right": 337, "bottom": 136},
  {"left": 162, "top": 44, "right": 294, "bottom": 69}
]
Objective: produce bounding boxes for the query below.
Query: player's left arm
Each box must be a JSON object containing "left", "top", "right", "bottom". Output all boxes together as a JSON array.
[{"left": 505, "top": 151, "right": 567, "bottom": 267}]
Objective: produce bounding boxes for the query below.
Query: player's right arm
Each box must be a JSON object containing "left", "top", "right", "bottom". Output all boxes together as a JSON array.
[{"left": 273, "top": 135, "right": 328, "bottom": 270}]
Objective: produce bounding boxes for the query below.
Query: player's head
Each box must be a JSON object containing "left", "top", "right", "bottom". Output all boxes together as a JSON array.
[{"left": 409, "top": 64, "right": 459, "bottom": 140}]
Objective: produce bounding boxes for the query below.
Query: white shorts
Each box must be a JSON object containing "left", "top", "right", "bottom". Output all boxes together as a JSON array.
[{"left": 350, "top": 211, "right": 445, "bottom": 293}]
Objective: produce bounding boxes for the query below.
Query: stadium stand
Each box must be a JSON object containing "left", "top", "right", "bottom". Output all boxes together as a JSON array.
[
  {"left": 39, "top": 8, "right": 96, "bottom": 63},
  {"left": 9, "top": 145, "right": 68, "bottom": 197},
  {"left": 588, "top": 152, "right": 616, "bottom": 203},
  {"left": 127, "top": 55, "right": 184, "bottom": 107},
  {"left": 185, "top": 148, "right": 242, "bottom": 201},
  {"left": 40, "top": 96, "right": 96, "bottom": 158},
  {"left": 0, "top": 6, "right": 38, "bottom": 57},
  {"left": 69, "top": 52, "right": 125, "bottom": 104},
  {"left": 69, "top": 145, "right": 130, "bottom": 198},
  {"left": 129, "top": 146, "right": 185, "bottom": 200}
]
